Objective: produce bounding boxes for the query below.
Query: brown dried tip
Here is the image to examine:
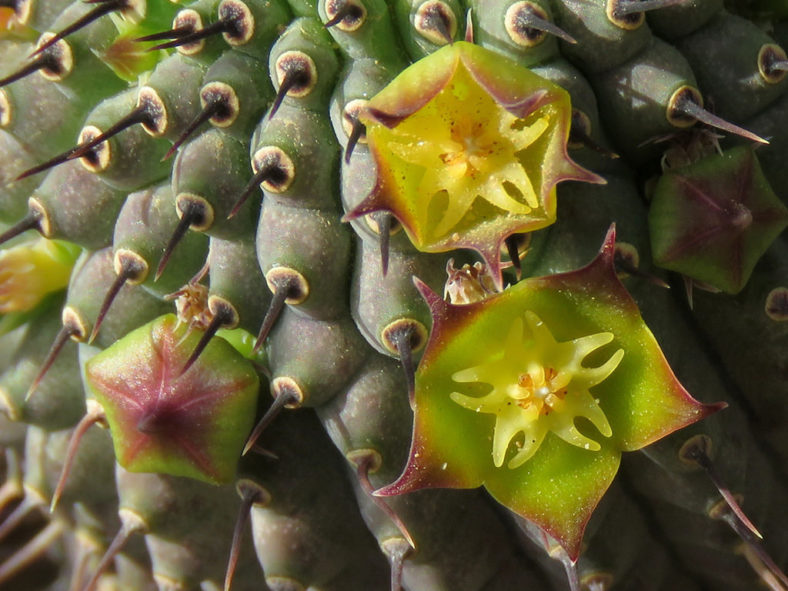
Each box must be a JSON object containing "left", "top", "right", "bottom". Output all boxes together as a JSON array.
[
  {"left": 33, "top": 0, "right": 125, "bottom": 56},
  {"left": 381, "top": 319, "right": 428, "bottom": 409},
  {"left": 25, "top": 321, "right": 82, "bottom": 402},
  {"left": 679, "top": 435, "right": 762, "bottom": 539},
  {"left": 505, "top": 1, "right": 576, "bottom": 46},
  {"left": 668, "top": 88, "right": 768, "bottom": 144},
  {"left": 253, "top": 270, "right": 308, "bottom": 352},
  {"left": 164, "top": 98, "right": 225, "bottom": 161},
  {"left": 82, "top": 513, "right": 146, "bottom": 591},
  {"left": 269, "top": 53, "right": 317, "bottom": 120},
  {"left": 88, "top": 254, "right": 147, "bottom": 344},
  {"left": 344, "top": 117, "right": 365, "bottom": 164},
  {"left": 0, "top": 210, "right": 42, "bottom": 247},
  {"left": 242, "top": 384, "right": 301, "bottom": 455},
  {"left": 227, "top": 163, "right": 281, "bottom": 220},
  {"left": 323, "top": 0, "right": 366, "bottom": 30},
  {"left": 612, "top": 0, "right": 687, "bottom": 17},
  {"left": 135, "top": 25, "right": 194, "bottom": 43},
  {"left": 224, "top": 481, "right": 269, "bottom": 591},
  {"left": 156, "top": 202, "right": 203, "bottom": 280},
  {"left": 414, "top": 1, "right": 456, "bottom": 46},
  {"left": 180, "top": 302, "right": 237, "bottom": 376},
  {"left": 0, "top": 53, "right": 51, "bottom": 88},
  {"left": 349, "top": 450, "right": 415, "bottom": 550},
  {"left": 49, "top": 402, "right": 106, "bottom": 512},
  {"left": 147, "top": 19, "right": 227, "bottom": 52}
]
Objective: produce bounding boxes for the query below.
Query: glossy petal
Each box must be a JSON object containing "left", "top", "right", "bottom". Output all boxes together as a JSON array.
[
  {"left": 86, "top": 314, "right": 260, "bottom": 484},
  {"left": 377, "top": 227, "right": 721, "bottom": 559},
  {"left": 344, "top": 41, "right": 602, "bottom": 288}
]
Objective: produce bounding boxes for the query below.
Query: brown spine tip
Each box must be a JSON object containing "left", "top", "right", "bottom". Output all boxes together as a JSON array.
[
  {"left": 667, "top": 87, "right": 768, "bottom": 144},
  {"left": 32, "top": 0, "right": 125, "bottom": 56},
  {"left": 242, "top": 379, "right": 303, "bottom": 455},
  {"left": 164, "top": 99, "right": 223, "bottom": 161},
  {"left": 156, "top": 198, "right": 212, "bottom": 280},
  {"left": 380, "top": 319, "right": 428, "bottom": 409},
  {"left": 82, "top": 511, "right": 146, "bottom": 591},
  {"left": 253, "top": 269, "right": 309, "bottom": 352},
  {"left": 344, "top": 117, "right": 366, "bottom": 163},
  {"left": 323, "top": 0, "right": 367, "bottom": 32},
  {"left": 71, "top": 104, "right": 150, "bottom": 162},
  {"left": 27, "top": 306, "right": 87, "bottom": 403},
  {"left": 88, "top": 251, "right": 148, "bottom": 344},
  {"left": 134, "top": 24, "right": 195, "bottom": 43},
  {"left": 224, "top": 480, "right": 270, "bottom": 591},
  {"left": 228, "top": 145, "right": 294, "bottom": 218},
  {"left": 414, "top": 1, "right": 457, "bottom": 46},
  {"left": 269, "top": 52, "right": 318, "bottom": 119},
  {"left": 0, "top": 209, "right": 42, "bottom": 247},
  {"left": 505, "top": 1, "right": 576, "bottom": 47},
  {"left": 348, "top": 449, "right": 416, "bottom": 550},
  {"left": 49, "top": 401, "right": 106, "bottom": 512},
  {"left": 180, "top": 298, "right": 239, "bottom": 376},
  {"left": 148, "top": 18, "right": 228, "bottom": 51}
]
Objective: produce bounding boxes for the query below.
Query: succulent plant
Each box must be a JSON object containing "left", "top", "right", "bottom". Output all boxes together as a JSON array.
[{"left": 0, "top": 1, "right": 787, "bottom": 591}]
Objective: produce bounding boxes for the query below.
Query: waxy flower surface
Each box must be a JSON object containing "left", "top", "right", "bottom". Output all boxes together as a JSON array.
[
  {"left": 86, "top": 314, "right": 259, "bottom": 485},
  {"left": 344, "top": 41, "right": 601, "bottom": 287},
  {"left": 376, "top": 228, "right": 722, "bottom": 559}
]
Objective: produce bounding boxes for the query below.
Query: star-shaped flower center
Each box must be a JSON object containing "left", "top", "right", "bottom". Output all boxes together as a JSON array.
[
  {"left": 379, "top": 64, "right": 550, "bottom": 240},
  {"left": 450, "top": 311, "right": 622, "bottom": 469}
]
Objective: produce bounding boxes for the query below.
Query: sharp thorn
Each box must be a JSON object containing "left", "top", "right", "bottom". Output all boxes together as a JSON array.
[
  {"left": 0, "top": 54, "right": 49, "bottom": 88},
  {"left": 164, "top": 100, "right": 222, "bottom": 161},
  {"left": 0, "top": 520, "right": 65, "bottom": 586},
  {"left": 391, "top": 328, "right": 416, "bottom": 409},
  {"left": 683, "top": 443, "right": 763, "bottom": 539},
  {"left": 224, "top": 487, "right": 263, "bottom": 591},
  {"left": 32, "top": 0, "right": 123, "bottom": 56},
  {"left": 135, "top": 25, "right": 194, "bottom": 43},
  {"left": 614, "top": 258, "right": 670, "bottom": 289},
  {"left": 88, "top": 269, "right": 132, "bottom": 345},
  {"left": 0, "top": 210, "right": 42, "bottom": 247},
  {"left": 375, "top": 212, "right": 391, "bottom": 277},
  {"left": 354, "top": 454, "right": 415, "bottom": 550},
  {"left": 323, "top": 0, "right": 355, "bottom": 28},
  {"left": 504, "top": 234, "right": 522, "bottom": 281},
  {"left": 242, "top": 389, "right": 298, "bottom": 455},
  {"left": 734, "top": 519, "right": 788, "bottom": 591},
  {"left": 615, "top": 0, "right": 687, "bottom": 16},
  {"left": 252, "top": 282, "right": 291, "bottom": 353},
  {"left": 147, "top": 19, "right": 227, "bottom": 52},
  {"left": 81, "top": 517, "right": 143, "bottom": 591},
  {"left": 269, "top": 68, "right": 302, "bottom": 120},
  {"left": 514, "top": 10, "right": 576, "bottom": 44},
  {"left": 15, "top": 145, "right": 84, "bottom": 181},
  {"left": 26, "top": 324, "right": 79, "bottom": 402},
  {"left": 180, "top": 309, "right": 231, "bottom": 376},
  {"left": 677, "top": 99, "right": 768, "bottom": 144},
  {"left": 569, "top": 125, "right": 619, "bottom": 158},
  {"left": 70, "top": 105, "right": 149, "bottom": 160},
  {"left": 228, "top": 165, "right": 270, "bottom": 219},
  {"left": 344, "top": 118, "right": 365, "bottom": 164},
  {"left": 156, "top": 206, "right": 197, "bottom": 280},
  {"left": 50, "top": 407, "right": 105, "bottom": 512},
  {"left": 386, "top": 539, "right": 409, "bottom": 591}
]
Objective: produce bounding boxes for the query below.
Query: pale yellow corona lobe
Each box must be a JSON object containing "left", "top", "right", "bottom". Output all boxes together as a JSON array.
[
  {"left": 376, "top": 64, "right": 550, "bottom": 241},
  {"left": 450, "top": 312, "right": 623, "bottom": 469}
]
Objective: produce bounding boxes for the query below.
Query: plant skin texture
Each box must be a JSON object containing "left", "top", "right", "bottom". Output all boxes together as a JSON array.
[{"left": 376, "top": 228, "right": 723, "bottom": 559}]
